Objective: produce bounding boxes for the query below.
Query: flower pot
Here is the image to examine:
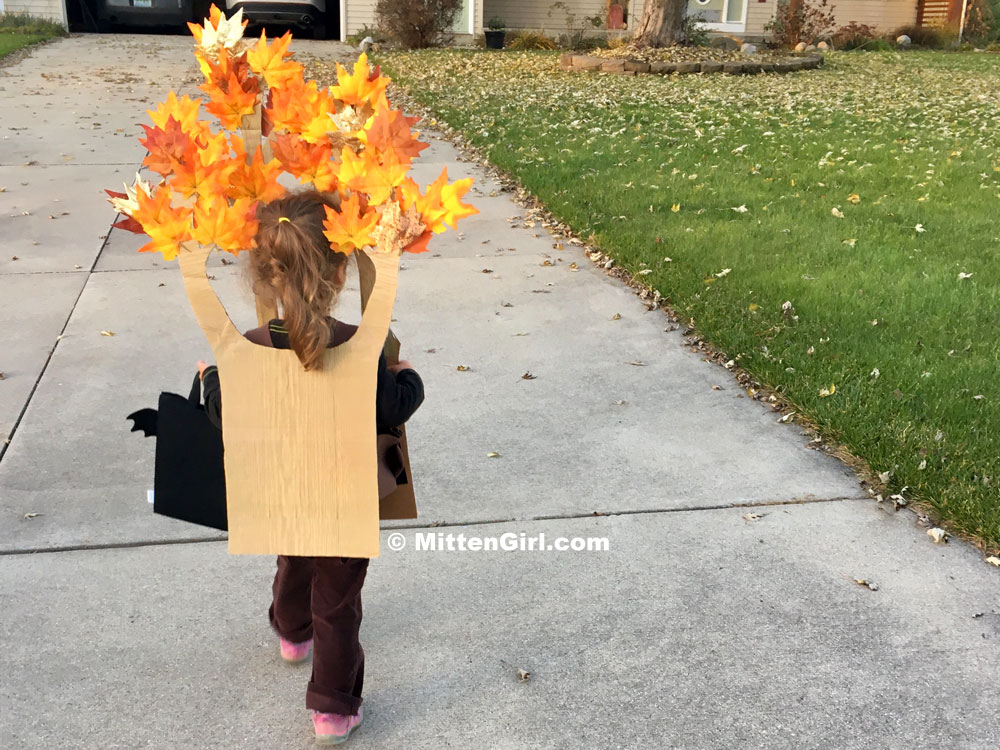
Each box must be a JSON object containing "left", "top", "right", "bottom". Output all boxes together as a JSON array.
[{"left": 485, "top": 30, "right": 505, "bottom": 49}]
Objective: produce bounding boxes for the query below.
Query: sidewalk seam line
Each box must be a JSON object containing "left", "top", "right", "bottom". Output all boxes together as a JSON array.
[{"left": 0, "top": 495, "right": 865, "bottom": 556}]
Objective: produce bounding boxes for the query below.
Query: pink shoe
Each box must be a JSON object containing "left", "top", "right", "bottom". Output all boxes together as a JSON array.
[
  {"left": 312, "top": 708, "right": 363, "bottom": 745},
  {"left": 279, "top": 637, "right": 313, "bottom": 663}
]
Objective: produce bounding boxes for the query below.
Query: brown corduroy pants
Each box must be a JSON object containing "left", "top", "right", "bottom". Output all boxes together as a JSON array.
[{"left": 268, "top": 555, "right": 370, "bottom": 716}]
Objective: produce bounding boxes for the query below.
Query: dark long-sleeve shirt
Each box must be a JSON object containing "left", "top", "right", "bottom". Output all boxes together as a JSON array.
[{"left": 201, "top": 318, "right": 424, "bottom": 433}]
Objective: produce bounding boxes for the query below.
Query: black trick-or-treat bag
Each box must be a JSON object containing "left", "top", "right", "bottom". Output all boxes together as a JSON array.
[{"left": 127, "top": 372, "right": 228, "bottom": 531}]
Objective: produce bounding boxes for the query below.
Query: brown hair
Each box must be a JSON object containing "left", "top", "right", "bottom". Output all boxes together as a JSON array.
[{"left": 250, "top": 191, "right": 349, "bottom": 371}]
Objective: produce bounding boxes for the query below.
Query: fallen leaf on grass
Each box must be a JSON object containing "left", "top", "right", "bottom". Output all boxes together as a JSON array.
[
  {"left": 958, "top": 271, "right": 973, "bottom": 280},
  {"left": 819, "top": 384, "right": 836, "bottom": 398},
  {"left": 847, "top": 193, "right": 861, "bottom": 204},
  {"left": 915, "top": 224, "right": 926, "bottom": 233},
  {"left": 731, "top": 204, "right": 748, "bottom": 213},
  {"left": 843, "top": 238, "right": 857, "bottom": 247},
  {"left": 927, "top": 527, "right": 948, "bottom": 544},
  {"left": 831, "top": 207, "right": 844, "bottom": 218}
]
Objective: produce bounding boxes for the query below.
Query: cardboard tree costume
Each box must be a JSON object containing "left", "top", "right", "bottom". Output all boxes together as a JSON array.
[{"left": 110, "top": 6, "right": 477, "bottom": 558}]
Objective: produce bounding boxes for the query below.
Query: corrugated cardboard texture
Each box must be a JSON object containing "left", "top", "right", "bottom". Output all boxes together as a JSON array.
[{"left": 179, "top": 240, "right": 401, "bottom": 558}]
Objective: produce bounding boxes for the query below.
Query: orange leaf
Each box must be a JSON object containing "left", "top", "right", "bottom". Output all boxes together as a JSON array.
[
  {"left": 139, "top": 116, "right": 191, "bottom": 177},
  {"left": 132, "top": 186, "right": 193, "bottom": 261},
  {"left": 334, "top": 146, "right": 406, "bottom": 206},
  {"left": 147, "top": 91, "right": 205, "bottom": 137},
  {"left": 322, "top": 192, "right": 377, "bottom": 254},
  {"left": 229, "top": 145, "right": 285, "bottom": 202},
  {"left": 270, "top": 133, "right": 337, "bottom": 191},
  {"left": 247, "top": 31, "right": 303, "bottom": 89},
  {"left": 192, "top": 197, "right": 258, "bottom": 254},
  {"left": 362, "top": 103, "right": 428, "bottom": 165},
  {"left": 331, "top": 53, "right": 389, "bottom": 108}
]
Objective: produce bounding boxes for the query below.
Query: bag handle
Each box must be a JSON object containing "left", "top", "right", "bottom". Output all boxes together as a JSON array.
[{"left": 188, "top": 371, "right": 203, "bottom": 405}]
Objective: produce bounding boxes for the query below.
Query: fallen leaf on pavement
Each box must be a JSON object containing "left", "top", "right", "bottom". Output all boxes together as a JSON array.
[
  {"left": 985, "top": 556, "right": 1000, "bottom": 567},
  {"left": 456, "top": 365, "right": 470, "bottom": 371},
  {"left": 487, "top": 451, "right": 500, "bottom": 458},
  {"left": 927, "top": 527, "right": 948, "bottom": 544},
  {"left": 743, "top": 512, "right": 765, "bottom": 522},
  {"left": 521, "top": 372, "right": 536, "bottom": 380},
  {"left": 23, "top": 512, "right": 42, "bottom": 519},
  {"left": 853, "top": 578, "right": 879, "bottom": 591},
  {"left": 100, "top": 330, "right": 115, "bottom": 337},
  {"left": 611, "top": 313, "right": 621, "bottom": 320},
  {"left": 628, "top": 361, "right": 646, "bottom": 366},
  {"left": 516, "top": 668, "right": 531, "bottom": 682}
]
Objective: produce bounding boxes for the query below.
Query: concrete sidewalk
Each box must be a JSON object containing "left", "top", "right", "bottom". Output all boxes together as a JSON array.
[{"left": 1, "top": 35, "right": 998, "bottom": 749}]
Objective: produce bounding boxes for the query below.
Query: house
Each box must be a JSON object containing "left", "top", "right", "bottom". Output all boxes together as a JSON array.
[
  {"left": 2, "top": 0, "right": 962, "bottom": 44},
  {"left": 451, "top": 0, "right": 962, "bottom": 40}
]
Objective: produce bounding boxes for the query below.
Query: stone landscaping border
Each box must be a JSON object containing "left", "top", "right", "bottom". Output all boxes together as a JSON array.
[{"left": 560, "top": 53, "right": 824, "bottom": 76}]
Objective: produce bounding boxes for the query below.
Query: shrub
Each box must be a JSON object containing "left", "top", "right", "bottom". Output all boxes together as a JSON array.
[
  {"left": 765, "top": 0, "right": 837, "bottom": 48},
  {"left": 505, "top": 30, "right": 557, "bottom": 50},
  {"left": 375, "top": 0, "right": 463, "bottom": 49},
  {"left": 0, "top": 11, "right": 67, "bottom": 36},
  {"left": 345, "top": 24, "right": 385, "bottom": 47},
  {"left": 684, "top": 12, "right": 710, "bottom": 47},
  {"left": 891, "top": 23, "right": 953, "bottom": 48},
  {"left": 832, "top": 21, "right": 881, "bottom": 50}
]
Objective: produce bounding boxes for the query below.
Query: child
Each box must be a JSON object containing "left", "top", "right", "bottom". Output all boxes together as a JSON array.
[{"left": 197, "top": 190, "right": 424, "bottom": 745}]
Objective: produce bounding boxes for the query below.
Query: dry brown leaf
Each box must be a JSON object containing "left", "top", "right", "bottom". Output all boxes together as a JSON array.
[
  {"left": 23, "top": 512, "right": 42, "bottom": 519},
  {"left": 853, "top": 578, "right": 879, "bottom": 591},
  {"left": 611, "top": 313, "right": 622, "bottom": 321},
  {"left": 456, "top": 365, "right": 470, "bottom": 372},
  {"left": 516, "top": 668, "right": 531, "bottom": 682},
  {"left": 627, "top": 361, "right": 646, "bottom": 366},
  {"left": 521, "top": 372, "right": 537, "bottom": 380},
  {"left": 927, "top": 527, "right": 948, "bottom": 544},
  {"left": 487, "top": 451, "right": 500, "bottom": 458}
]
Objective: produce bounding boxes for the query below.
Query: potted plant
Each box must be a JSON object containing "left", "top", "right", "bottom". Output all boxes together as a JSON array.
[{"left": 485, "top": 17, "right": 506, "bottom": 49}]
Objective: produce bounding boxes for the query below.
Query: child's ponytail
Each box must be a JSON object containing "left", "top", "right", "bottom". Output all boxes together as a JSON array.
[{"left": 251, "top": 192, "right": 348, "bottom": 370}]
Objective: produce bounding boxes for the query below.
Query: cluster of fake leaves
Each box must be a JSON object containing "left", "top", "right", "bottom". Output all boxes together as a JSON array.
[{"left": 106, "top": 4, "right": 477, "bottom": 260}]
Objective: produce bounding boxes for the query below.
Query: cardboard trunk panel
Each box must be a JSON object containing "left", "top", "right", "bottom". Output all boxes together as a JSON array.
[{"left": 179, "top": 241, "right": 413, "bottom": 558}]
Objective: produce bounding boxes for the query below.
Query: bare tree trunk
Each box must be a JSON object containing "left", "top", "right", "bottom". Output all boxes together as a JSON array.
[{"left": 633, "top": 0, "right": 687, "bottom": 47}]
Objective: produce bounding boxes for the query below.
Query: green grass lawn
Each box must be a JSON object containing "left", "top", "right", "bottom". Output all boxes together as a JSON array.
[
  {"left": 378, "top": 49, "right": 1000, "bottom": 551},
  {"left": 0, "top": 12, "right": 67, "bottom": 60},
  {"left": 0, "top": 32, "right": 48, "bottom": 59}
]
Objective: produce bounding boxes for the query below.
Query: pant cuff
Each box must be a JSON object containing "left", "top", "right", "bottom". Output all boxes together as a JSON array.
[
  {"left": 268, "top": 603, "right": 313, "bottom": 644},
  {"left": 306, "top": 681, "right": 364, "bottom": 716}
]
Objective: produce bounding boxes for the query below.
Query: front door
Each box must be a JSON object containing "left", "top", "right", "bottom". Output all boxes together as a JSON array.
[
  {"left": 452, "top": 0, "right": 475, "bottom": 34},
  {"left": 687, "top": 0, "right": 747, "bottom": 33}
]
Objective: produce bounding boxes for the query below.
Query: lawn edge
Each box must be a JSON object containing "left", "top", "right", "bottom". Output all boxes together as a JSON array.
[{"left": 377, "top": 69, "right": 1000, "bottom": 560}]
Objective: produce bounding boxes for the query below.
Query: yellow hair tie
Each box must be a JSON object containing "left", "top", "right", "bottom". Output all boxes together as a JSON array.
[{"left": 278, "top": 217, "right": 291, "bottom": 223}]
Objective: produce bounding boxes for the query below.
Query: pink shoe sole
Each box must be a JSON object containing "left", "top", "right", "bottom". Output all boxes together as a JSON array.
[
  {"left": 280, "top": 637, "right": 313, "bottom": 663},
  {"left": 314, "top": 708, "right": 363, "bottom": 745}
]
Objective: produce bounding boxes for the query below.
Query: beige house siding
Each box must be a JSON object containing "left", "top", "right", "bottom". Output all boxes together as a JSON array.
[
  {"left": 746, "top": 0, "right": 917, "bottom": 35},
  {"left": 485, "top": 0, "right": 609, "bottom": 32},
  {"left": 344, "top": 0, "right": 378, "bottom": 36},
  {"left": 746, "top": 0, "right": 777, "bottom": 35},
  {"left": 830, "top": 0, "right": 917, "bottom": 30},
  {"left": 1, "top": 0, "right": 67, "bottom": 27}
]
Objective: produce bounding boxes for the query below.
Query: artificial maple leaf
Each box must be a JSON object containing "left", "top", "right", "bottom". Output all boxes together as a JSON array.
[
  {"left": 147, "top": 91, "right": 205, "bottom": 137},
  {"left": 132, "top": 186, "right": 193, "bottom": 260},
  {"left": 334, "top": 146, "right": 406, "bottom": 206},
  {"left": 113, "top": 215, "right": 145, "bottom": 234},
  {"left": 270, "top": 133, "right": 337, "bottom": 190},
  {"left": 229, "top": 145, "right": 285, "bottom": 202},
  {"left": 192, "top": 197, "right": 258, "bottom": 254},
  {"left": 362, "top": 103, "right": 427, "bottom": 165},
  {"left": 323, "top": 192, "right": 377, "bottom": 254},
  {"left": 247, "top": 31, "right": 303, "bottom": 89},
  {"left": 405, "top": 168, "right": 478, "bottom": 234},
  {"left": 201, "top": 48, "right": 260, "bottom": 129},
  {"left": 331, "top": 53, "right": 389, "bottom": 108},
  {"left": 139, "top": 116, "right": 191, "bottom": 176}
]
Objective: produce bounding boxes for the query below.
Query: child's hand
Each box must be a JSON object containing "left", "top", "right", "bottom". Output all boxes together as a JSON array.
[
  {"left": 388, "top": 359, "right": 414, "bottom": 375},
  {"left": 197, "top": 360, "right": 211, "bottom": 379}
]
